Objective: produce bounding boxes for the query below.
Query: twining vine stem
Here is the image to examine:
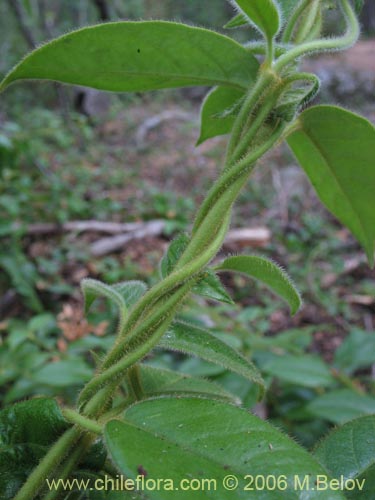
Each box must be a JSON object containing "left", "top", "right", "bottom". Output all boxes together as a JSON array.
[{"left": 14, "top": 1, "right": 360, "bottom": 499}]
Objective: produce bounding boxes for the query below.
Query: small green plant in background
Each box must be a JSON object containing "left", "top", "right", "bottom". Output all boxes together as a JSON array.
[{"left": 1, "top": 1, "right": 375, "bottom": 499}]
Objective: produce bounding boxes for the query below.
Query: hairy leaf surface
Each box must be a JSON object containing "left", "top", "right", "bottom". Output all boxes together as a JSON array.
[
  {"left": 216, "top": 255, "right": 302, "bottom": 314},
  {"left": 105, "top": 398, "right": 344, "bottom": 499},
  {"left": 159, "top": 321, "right": 265, "bottom": 397},
  {"left": 0, "top": 398, "right": 68, "bottom": 499},
  {"left": 314, "top": 415, "right": 375, "bottom": 499}
]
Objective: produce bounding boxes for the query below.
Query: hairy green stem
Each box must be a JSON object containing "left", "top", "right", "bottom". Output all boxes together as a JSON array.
[
  {"left": 62, "top": 408, "right": 102, "bottom": 434},
  {"left": 126, "top": 364, "right": 145, "bottom": 401},
  {"left": 294, "top": 0, "right": 321, "bottom": 44},
  {"left": 80, "top": 280, "right": 194, "bottom": 407},
  {"left": 226, "top": 71, "right": 278, "bottom": 161},
  {"left": 275, "top": 0, "right": 359, "bottom": 72},
  {"left": 16, "top": 4, "right": 361, "bottom": 497},
  {"left": 42, "top": 433, "right": 96, "bottom": 500},
  {"left": 14, "top": 427, "right": 81, "bottom": 500},
  {"left": 282, "top": 0, "right": 313, "bottom": 43}
]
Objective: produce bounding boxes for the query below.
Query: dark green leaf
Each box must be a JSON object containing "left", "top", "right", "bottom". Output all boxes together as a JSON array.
[
  {"left": 216, "top": 255, "right": 302, "bottom": 314},
  {"left": 0, "top": 398, "right": 69, "bottom": 499},
  {"left": 197, "top": 86, "right": 245, "bottom": 145},
  {"left": 314, "top": 415, "right": 375, "bottom": 499},
  {"left": 354, "top": 0, "right": 365, "bottom": 15},
  {"left": 262, "top": 354, "right": 335, "bottom": 388},
  {"left": 160, "top": 233, "right": 189, "bottom": 278},
  {"left": 307, "top": 389, "right": 375, "bottom": 424},
  {"left": 287, "top": 105, "right": 375, "bottom": 266},
  {"left": 333, "top": 329, "right": 375, "bottom": 374},
  {"left": 0, "top": 253, "right": 42, "bottom": 312},
  {"left": 105, "top": 398, "right": 344, "bottom": 499},
  {"left": 233, "top": 0, "right": 280, "bottom": 40},
  {"left": 158, "top": 321, "right": 265, "bottom": 397},
  {"left": 0, "top": 22, "right": 259, "bottom": 93}
]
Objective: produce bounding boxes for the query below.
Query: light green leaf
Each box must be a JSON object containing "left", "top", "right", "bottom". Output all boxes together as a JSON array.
[
  {"left": 158, "top": 321, "right": 265, "bottom": 398},
  {"left": 139, "top": 364, "right": 238, "bottom": 403},
  {"left": 216, "top": 255, "right": 302, "bottom": 315},
  {"left": 111, "top": 280, "right": 147, "bottom": 308},
  {"left": 232, "top": 0, "right": 280, "bottom": 40},
  {"left": 334, "top": 329, "right": 375, "bottom": 374},
  {"left": 307, "top": 389, "right": 375, "bottom": 424},
  {"left": 287, "top": 105, "right": 375, "bottom": 266},
  {"left": 81, "top": 278, "right": 126, "bottom": 315},
  {"left": 0, "top": 22, "right": 259, "bottom": 93},
  {"left": 105, "top": 398, "right": 345, "bottom": 500},
  {"left": 224, "top": 13, "right": 248, "bottom": 29},
  {"left": 314, "top": 415, "right": 375, "bottom": 499},
  {"left": 262, "top": 354, "right": 336, "bottom": 388},
  {"left": 197, "top": 86, "right": 245, "bottom": 145},
  {"left": 32, "top": 359, "right": 93, "bottom": 387}
]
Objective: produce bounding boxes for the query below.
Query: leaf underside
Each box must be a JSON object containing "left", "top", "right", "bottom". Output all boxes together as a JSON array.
[
  {"left": 0, "top": 21, "right": 259, "bottom": 93},
  {"left": 287, "top": 105, "right": 375, "bottom": 266}
]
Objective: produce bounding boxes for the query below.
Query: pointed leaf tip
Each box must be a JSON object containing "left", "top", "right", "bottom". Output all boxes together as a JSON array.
[{"left": 0, "top": 21, "right": 259, "bottom": 93}]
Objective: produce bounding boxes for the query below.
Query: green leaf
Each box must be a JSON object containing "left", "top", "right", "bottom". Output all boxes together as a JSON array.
[
  {"left": 194, "top": 270, "right": 234, "bottom": 304},
  {"left": 0, "top": 398, "right": 69, "bottom": 499},
  {"left": 111, "top": 280, "right": 147, "bottom": 308},
  {"left": 0, "top": 253, "right": 43, "bottom": 312},
  {"left": 314, "top": 415, "right": 375, "bottom": 499},
  {"left": 224, "top": 13, "right": 248, "bottom": 29},
  {"left": 197, "top": 86, "right": 245, "bottom": 145},
  {"left": 307, "top": 389, "right": 375, "bottom": 424},
  {"left": 216, "top": 255, "right": 302, "bottom": 315},
  {"left": 232, "top": 0, "right": 280, "bottom": 40},
  {"left": 262, "top": 354, "right": 336, "bottom": 388},
  {"left": 0, "top": 22, "right": 259, "bottom": 93},
  {"left": 31, "top": 359, "right": 93, "bottom": 387},
  {"left": 354, "top": 0, "right": 365, "bottom": 15},
  {"left": 287, "top": 105, "right": 375, "bottom": 266},
  {"left": 160, "top": 233, "right": 189, "bottom": 278},
  {"left": 139, "top": 364, "right": 238, "bottom": 403},
  {"left": 333, "top": 329, "right": 375, "bottom": 374},
  {"left": 105, "top": 398, "right": 345, "bottom": 500},
  {"left": 81, "top": 278, "right": 126, "bottom": 315},
  {"left": 160, "top": 234, "right": 233, "bottom": 304},
  {"left": 158, "top": 321, "right": 265, "bottom": 398}
]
